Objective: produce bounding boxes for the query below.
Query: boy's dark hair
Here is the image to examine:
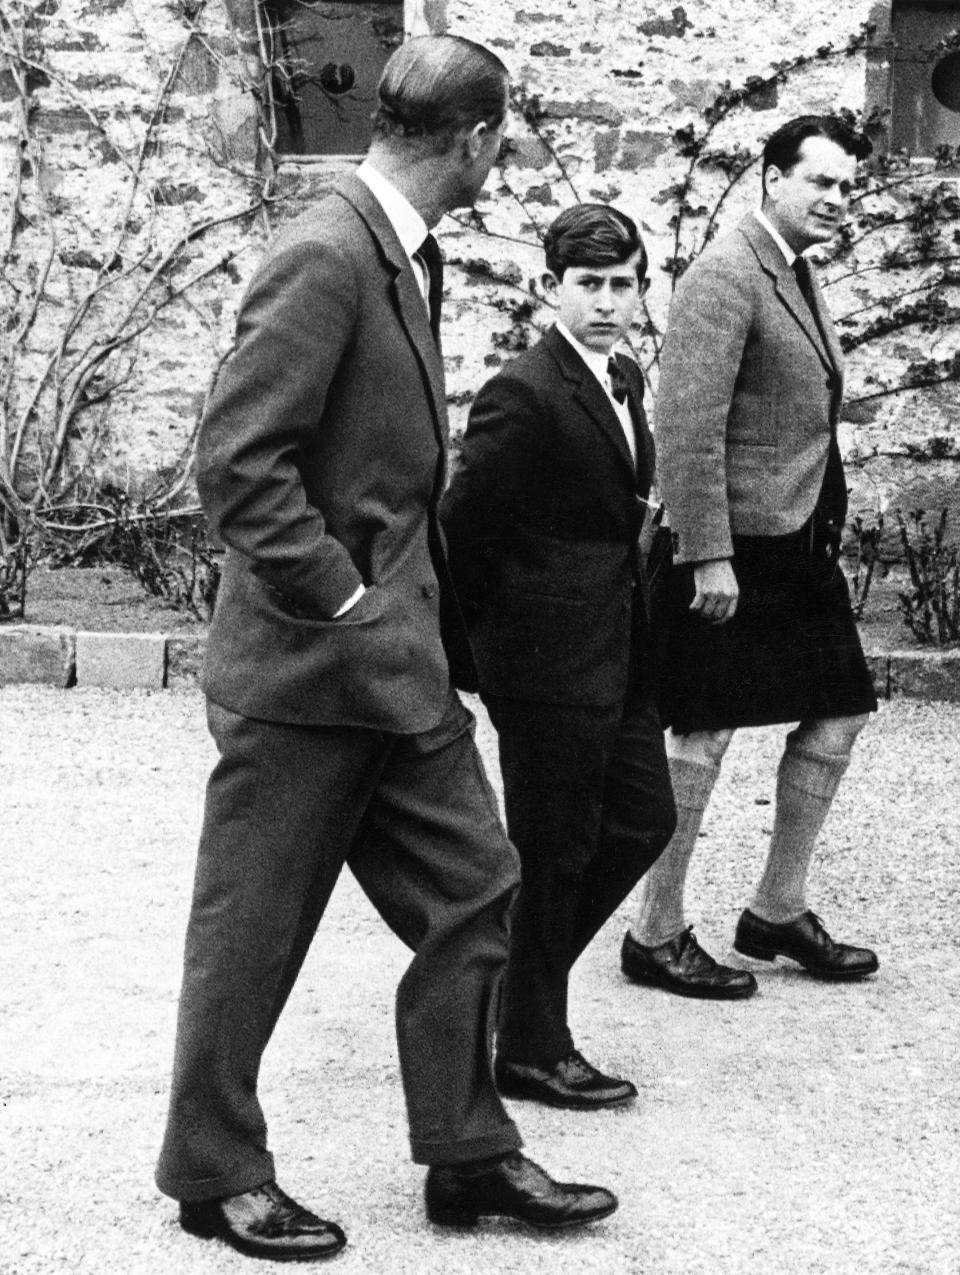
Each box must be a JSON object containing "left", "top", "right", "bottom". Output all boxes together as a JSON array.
[
  {"left": 544, "top": 204, "right": 647, "bottom": 282},
  {"left": 373, "top": 35, "right": 508, "bottom": 148},
  {"left": 761, "top": 115, "right": 871, "bottom": 195}
]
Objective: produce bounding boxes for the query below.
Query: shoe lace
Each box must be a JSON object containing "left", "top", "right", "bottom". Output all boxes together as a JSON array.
[{"left": 675, "top": 925, "right": 719, "bottom": 972}]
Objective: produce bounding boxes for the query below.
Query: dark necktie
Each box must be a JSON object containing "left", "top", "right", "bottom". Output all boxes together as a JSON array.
[
  {"left": 607, "top": 356, "right": 628, "bottom": 405},
  {"left": 792, "top": 255, "right": 818, "bottom": 314},
  {"left": 794, "top": 258, "right": 846, "bottom": 527},
  {"left": 415, "top": 233, "right": 443, "bottom": 345},
  {"left": 793, "top": 256, "right": 839, "bottom": 380}
]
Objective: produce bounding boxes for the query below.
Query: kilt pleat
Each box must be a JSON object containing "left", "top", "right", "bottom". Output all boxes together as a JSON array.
[{"left": 658, "top": 537, "right": 878, "bottom": 732}]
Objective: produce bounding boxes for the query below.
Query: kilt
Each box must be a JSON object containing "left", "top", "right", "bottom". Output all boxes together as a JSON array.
[{"left": 658, "top": 534, "right": 878, "bottom": 733}]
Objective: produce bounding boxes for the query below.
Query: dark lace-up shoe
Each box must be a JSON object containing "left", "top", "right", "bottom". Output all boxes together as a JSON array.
[
  {"left": 734, "top": 909, "right": 879, "bottom": 980},
  {"left": 179, "top": 1180, "right": 346, "bottom": 1262},
  {"left": 495, "top": 1048, "right": 637, "bottom": 1109},
  {"left": 425, "top": 1150, "right": 617, "bottom": 1230},
  {"left": 621, "top": 927, "right": 757, "bottom": 999}
]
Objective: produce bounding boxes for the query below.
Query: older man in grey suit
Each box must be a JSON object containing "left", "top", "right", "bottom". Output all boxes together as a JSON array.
[
  {"left": 155, "top": 35, "right": 616, "bottom": 1264},
  {"left": 622, "top": 116, "right": 880, "bottom": 1000}
]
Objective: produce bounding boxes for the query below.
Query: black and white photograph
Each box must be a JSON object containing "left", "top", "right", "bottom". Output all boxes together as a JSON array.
[{"left": 1, "top": 1, "right": 958, "bottom": 1271}]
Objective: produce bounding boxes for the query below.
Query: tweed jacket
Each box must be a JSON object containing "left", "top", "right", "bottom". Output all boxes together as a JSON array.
[
  {"left": 440, "top": 326, "right": 656, "bottom": 706},
  {"left": 655, "top": 215, "right": 844, "bottom": 565},
  {"left": 198, "top": 173, "right": 475, "bottom": 729}
]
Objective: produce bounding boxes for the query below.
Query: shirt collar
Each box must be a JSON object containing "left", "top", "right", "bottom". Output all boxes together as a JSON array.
[
  {"left": 356, "top": 161, "right": 428, "bottom": 260},
  {"left": 555, "top": 320, "right": 615, "bottom": 387},
  {"left": 754, "top": 208, "right": 798, "bottom": 267}
]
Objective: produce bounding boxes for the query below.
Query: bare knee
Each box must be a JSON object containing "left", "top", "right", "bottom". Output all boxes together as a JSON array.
[
  {"left": 665, "top": 727, "right": 735, "bottom": 768},
  {"left": 790, "top": 714, "right": 870, "bottom": 759}
]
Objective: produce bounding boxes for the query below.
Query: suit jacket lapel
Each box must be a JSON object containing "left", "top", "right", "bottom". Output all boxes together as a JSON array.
[
  {"left": 334, "top": 174, "right": 448, "bottom": 442},
  {"left": 544, "top": 327, "right": 637, "bottom": 479},
  {"left": 616, "top": 353, "right": 654, "bottom": 492}
]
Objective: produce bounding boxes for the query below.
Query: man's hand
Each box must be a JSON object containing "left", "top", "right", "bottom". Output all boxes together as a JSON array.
[{"left": 690, "top": 558, "right": 738, "bottom": 624}]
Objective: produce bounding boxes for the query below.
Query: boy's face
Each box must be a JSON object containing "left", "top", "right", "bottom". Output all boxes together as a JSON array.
[{"left": 545, "top": 252, "right": 644, "bottom": 353}]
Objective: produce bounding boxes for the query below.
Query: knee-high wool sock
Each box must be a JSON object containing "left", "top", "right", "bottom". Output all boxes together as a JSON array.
[
  {"left": 750, "top": 740, "right": 850, "bottom": 924},
  {"left": 630, "top": 755, "right": 720, "bottom": 946}
]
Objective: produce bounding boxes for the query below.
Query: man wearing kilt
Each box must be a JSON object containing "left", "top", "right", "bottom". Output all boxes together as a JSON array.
[{"left": 621, "top": 116, "right": 880, "bottom": 999}]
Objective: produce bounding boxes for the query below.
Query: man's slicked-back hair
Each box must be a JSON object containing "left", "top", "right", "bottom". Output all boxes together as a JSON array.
[
  {"left": 761, "top": 115, "right": 871, "bottom": 194},
  {"left": 544, "top": 203, "right": 646, "bottom": 282},
  {"left": 374, "top": 35, "right": 508, "bottom": 147}
]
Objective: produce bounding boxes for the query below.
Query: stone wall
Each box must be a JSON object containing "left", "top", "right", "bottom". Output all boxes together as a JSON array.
[
  {"left": 2, "top": 0, "right": 958, "bottom": 550},
  {"left": 0, "top": 0, "right": 260, "bottom": 495},
  {"left": 434, "top": 0, "right": 960, "bottom": 543}
]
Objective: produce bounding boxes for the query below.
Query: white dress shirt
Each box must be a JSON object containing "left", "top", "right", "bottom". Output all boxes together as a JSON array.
[
  {"left": 357, "top": 160, "right": 431, "bottom": 299},
  {"left": 555, "top": 321, "right": 637, "bottom": 462},
  {"left": 753, "top": 207, "right": 797, "bottom": 267}
]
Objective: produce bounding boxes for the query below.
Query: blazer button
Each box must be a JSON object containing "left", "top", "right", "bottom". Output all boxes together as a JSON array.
[{"left": 421, "top": 582, "right": 438, "bottom": 598}]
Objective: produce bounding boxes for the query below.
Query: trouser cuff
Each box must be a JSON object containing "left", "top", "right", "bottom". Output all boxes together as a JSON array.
[
  {"left": 155, "top": 1157, "right": 276, "bottom": 1204},
  {"left": 410, "top": 1121, "right": 522, "bottom": 1167}
]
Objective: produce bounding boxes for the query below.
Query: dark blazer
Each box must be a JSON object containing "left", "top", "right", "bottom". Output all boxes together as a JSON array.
[
  {"left": 197, "top": 173, "right": 475, "bottom": 730},
  {"left": 655, "top": 215, "right": 844, "bottom": 564},
  {"left": 440, "top": 326, "right": 656, "bottom": 706}
]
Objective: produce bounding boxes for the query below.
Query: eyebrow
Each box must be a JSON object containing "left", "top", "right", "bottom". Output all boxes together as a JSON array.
[{"left": 574, "top": 268, "right": 636, "bottom": 281}]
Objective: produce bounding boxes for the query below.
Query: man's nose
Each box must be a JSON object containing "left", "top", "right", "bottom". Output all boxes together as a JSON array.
[{"left": 595, "top": 287, "right": 614, "bottom": 311}]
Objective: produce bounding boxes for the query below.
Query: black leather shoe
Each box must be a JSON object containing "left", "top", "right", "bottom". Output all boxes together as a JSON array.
[
  {"left": 495, "top": 1049, "right": 637, "bottom": 1110},
  {"left": 425, "top": 1150, "right": 617, "bottom": 1230},
  {"left": 621, "top": 927, "right": 757, "bottom": 999},
  {"left": 179, "top": 1181, "right": 346, "bottom": 1262},
  {"left": 734, "top": 909, "right": 879, "bottom": 980}
]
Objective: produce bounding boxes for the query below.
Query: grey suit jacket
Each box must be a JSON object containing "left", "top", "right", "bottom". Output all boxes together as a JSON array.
[
  {"left": 197, "top": 173, "right": 473, "bottom": 729},
  {"left": 655, "top": 215, "right": 844, "bottom": 565}
]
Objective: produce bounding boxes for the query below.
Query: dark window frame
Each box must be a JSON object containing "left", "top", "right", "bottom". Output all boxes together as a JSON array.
[
  {"left": 867, "top": 0, "right": 960, "bottom": 155},
  {"left": 261, "top": 0, "right": 406, "bottom": 161}
]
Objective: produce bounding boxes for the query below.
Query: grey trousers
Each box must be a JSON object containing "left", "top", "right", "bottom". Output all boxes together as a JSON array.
[{"left": 156, "top": 690, "right": 521, "bottom": 1203}]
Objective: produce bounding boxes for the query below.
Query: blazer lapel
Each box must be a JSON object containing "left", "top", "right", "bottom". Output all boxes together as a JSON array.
[
  {"left": 544, "top": 327, "right": 637, "bottom": 479},
  {"left": 334, "top": 174, "right": 448, "bottom": 442},
  {"left": 807, "top": 266, "right": 844, "bottom": 380},
  {"left": 742, "top": 217, "right": 837, "bottom": 378}
]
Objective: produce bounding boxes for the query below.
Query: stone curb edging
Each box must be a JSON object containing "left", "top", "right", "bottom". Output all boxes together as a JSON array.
[
  {"left": 0, "top": 626, "right": 205, "bottom": 692},
  {"left": 1, "top": 625, "right": 959, "bottom": 700}
]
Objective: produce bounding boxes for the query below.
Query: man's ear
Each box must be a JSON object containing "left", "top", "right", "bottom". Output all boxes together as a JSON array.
[
  {"left": 464, "top": 119, "right": 489, "bottom": 160},
  {"left": 763, "top": 164, "right": 782, "bottom": 203}
]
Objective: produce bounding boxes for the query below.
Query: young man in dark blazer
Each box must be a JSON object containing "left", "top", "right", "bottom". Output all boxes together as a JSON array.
[
  {"left": 155, "top": 38, "right": 617, "bottom": 1263},
  {"left": 623, "top": 116, "right": 879, "bottom": 999},
  {"left": 442, "top": 205, "right": 676, "bottom": 1111}
]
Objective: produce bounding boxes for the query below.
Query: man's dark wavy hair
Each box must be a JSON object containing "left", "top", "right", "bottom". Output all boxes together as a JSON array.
[
  {"left": 544, "top": 204, "right": 647, "bottom": 282},
  {"left": 761, "top": 115, "right": 872, "bottom": 193},
  {"left": 373, "top": 36, "right": 508, "bottom": 147}
]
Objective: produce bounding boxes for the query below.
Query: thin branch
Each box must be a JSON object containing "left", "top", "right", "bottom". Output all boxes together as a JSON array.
[
  {"left": 825, "top": 252, "right": 960, "bottom": 288},
  {"left": 39, "top": 504, "right": 203, "bottom": 535}
]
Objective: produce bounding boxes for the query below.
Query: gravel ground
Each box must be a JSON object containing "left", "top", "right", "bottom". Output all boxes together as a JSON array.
[{"left": 2, "top": 686, "right": 958, "bottom": 1275}]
